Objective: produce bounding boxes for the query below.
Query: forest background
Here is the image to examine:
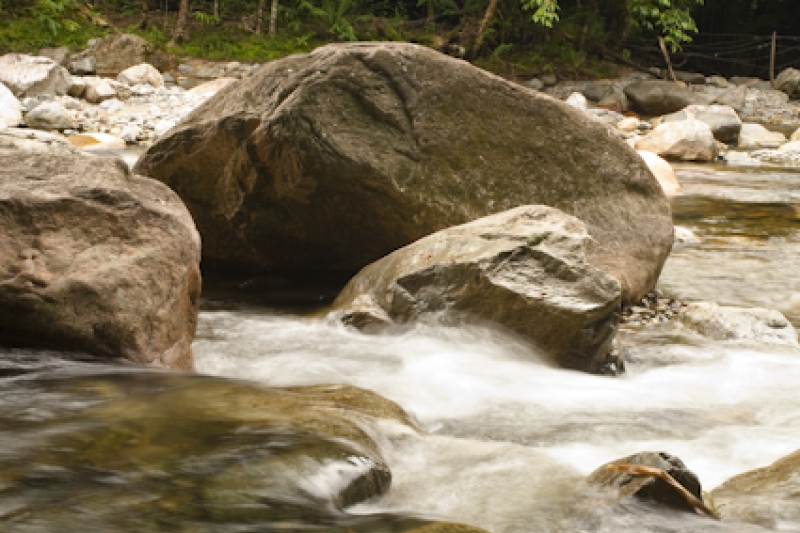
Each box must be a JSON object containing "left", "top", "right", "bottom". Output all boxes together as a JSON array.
[{"left": 1, "top": 0, "right": 798, "bottom": 80}]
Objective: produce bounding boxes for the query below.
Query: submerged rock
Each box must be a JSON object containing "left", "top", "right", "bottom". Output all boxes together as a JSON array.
[
  {"left": 0, "top": 371, "right": 417, "bottom": 527},
  {"left": 711, "top": 448, "right": 800, "bottom": 529},
  {"left": 0, "top": 150, "right": 201, "bottom": 369},
  {"left": 136, "top": 42, "right": 672, "bottom": 304},
  {"left": 678, "top": 302, "right": 798, "bottom": 348},
  {"left": 331, "top": 205, "right": 621, "bottom": 373}
]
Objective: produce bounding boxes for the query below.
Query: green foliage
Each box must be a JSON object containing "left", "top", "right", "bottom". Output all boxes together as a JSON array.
[
  {"left": 192, "top": 11, "right": 221, "bottom": 25},
  {"left": 627, "top": 0, "right": 704, "bottom": 50},
  {"left": 521, "top": 0, "right": 560, "bottom": 28},
  {"left": 298, "top": 0, "right": 358, "bottom": 41},
  {"left": 491, "top": 42, "right": 513, "bottom": 60},
  {"left": 34, "top": 0, "right": 81, "bottom": 36}
]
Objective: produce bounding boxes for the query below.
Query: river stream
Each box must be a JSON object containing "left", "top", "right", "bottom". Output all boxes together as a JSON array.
[{"left": 1, "top": 163, "right": 799, "bottom": 532}]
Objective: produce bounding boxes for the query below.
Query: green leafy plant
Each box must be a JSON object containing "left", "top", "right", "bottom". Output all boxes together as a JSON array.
[
  {"left": 192, "top": 11, "right": 221, "bottom": 25},
  {"left": 299, "top": 0, "right": 359, "bottom": 41},
  {"left": 521, "top": 0, "right": 560, "bottom": 28}
]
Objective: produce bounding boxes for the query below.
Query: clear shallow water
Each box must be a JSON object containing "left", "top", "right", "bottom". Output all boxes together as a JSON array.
[{"left": 660, "top": 164, "right": 800, "bottom": 326}]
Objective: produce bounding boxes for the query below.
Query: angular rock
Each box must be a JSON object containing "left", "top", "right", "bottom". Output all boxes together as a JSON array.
[
  {"left": 82, "top": 77, "right": 118, "bottom": 103},
  {"left": 0, "top": 82, "right": 23, "bottom": 127},
  {"left": 581, "top": 80, "right": 616, "bottom": 102},
  {"left": 117, "top": 62, "right": 164, "bottom": 88},
  {"left": 637, "top": 151, "right": 681, "bottom": 196},
  {"left": 597, "top": 89, "right": 628, "bottom": 113},
  {"left": 70, "top": 56, "right": 97, "bottom": 76},
  {"left": 678, "top": 302, "right": 798, "bottom": 348},
  {"left": 730, "top": 76, "right": 763, "bottom": 87},
  {"left": 587, "top": 452, "right": 706, "bottom": 516},
  {"left": 67, "top": 76, "right": 87, "bottom": 98},
  {"left": 0, "top": 150, "right": 201, "bottom": 369},
  {"left": 706, "top": 75, "right": 731, "bottom": 88},
  {"left": 135, "top": 43, "right": 673, "bottom": 304},
  {"left": 738, "top": 123, "right": 786, "bottom": 149},
  {"left": 663, "top": 104, "right": 742, "bottom": 144},
  {"left": 24, "top": 101, "right": 77, "bottom": 130},
  {"left": 331, "top": 205, "right": 621, "bottom": 373},
  {"left": 711, "top": 448, "right": 800, "bottom": 529},
  {"left": 0, "top": 53, "right": 72, "bottom": 97},
  {"left": 713, "top": 85, "right": 747, "bottom": 112},
  {"left": 37, "top": 47, "right": 70, "bottom": 65},
  {"left": 774, "top": 67, "right": 800, "bottom": 99},
  {"left": 92, "top": 33, "right": 150, "bottom": 72},
  {"left": 635, "top": 119, "right": 719, "bottom": 162},
  {"left": 624, "top": 80, "right": 708, "bottom": 116},
  {"left": 792, "top": 128, "right": 800, "bottom": 142}
]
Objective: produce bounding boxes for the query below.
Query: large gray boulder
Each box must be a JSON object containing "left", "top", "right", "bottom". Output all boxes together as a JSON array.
[
  {"left": 331, "top": 205, "right": 621, "bottom": 373},
  {"left": 0, "top": 150, "right": 201, "bottom": 370},
  {"left": 624, "top": 80, "right": 708, "bottom": 116},
  {"left": 135, "top": 42, "right": 673, "bottom": 304},
  {"left": 0, "top": 54, "right": 72, "bottom": 97},
  {"left": 711, "top": 448, "right": 800, "bottom": 528},
  {"left": 0, "top": 82, "right": 23, "bottom": 127}
]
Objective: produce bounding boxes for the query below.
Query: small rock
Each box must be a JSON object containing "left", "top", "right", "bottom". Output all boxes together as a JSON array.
[
  {"left": 119, "top": 125, "right": 141, "bottom": 143},
  {"left": 118, "top": 63, "right": 164, "bottom": 88},
  {"left": 70, "top": 56, "right": 97, "bottom": 76},
  {"left": 635, "top": 119, "right": 719, "bottom": 162},
  {"left": 565, "top": 92, "right": 588, "bottom": 110},
  {"left": 541, "top": 73, "right": 557, "bottom": 86},
  {"left": 99, "top": 98, "right": 124, "bottom": 113},
  {"left": 738, "top": 123, "right": 786, "bottom": 149}
]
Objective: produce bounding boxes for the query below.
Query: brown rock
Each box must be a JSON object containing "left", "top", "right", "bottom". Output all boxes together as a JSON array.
[
  {"left": 135, "top": 42, "right": 673, "bottom": 303},
  {"left": 0, "top": 150, "right": 201, "bottom": 369},
  {"left": 91, "top": 34, "right": 175, "bottom": 75}
]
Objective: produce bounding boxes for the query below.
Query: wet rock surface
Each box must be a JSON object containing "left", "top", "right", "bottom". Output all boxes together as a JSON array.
[
  {"left": 331, "top": 205, "right": 622, "bottom": 373},
  {"left": 0, "top": 149, "right": 201, "bottom": 369}
]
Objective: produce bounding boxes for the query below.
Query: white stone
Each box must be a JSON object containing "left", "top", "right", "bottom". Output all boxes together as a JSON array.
[
  {"left": 635, "top": 119, "right": 719, "bottom": 162},
  {"left": 0, "top": 53, "right": 72, "bottom": 97},
  {"left": 724, "top": 150, "right": 762, "bottom": 167},
  {"left": 674, "top": 226, "right": 701, "bottom": 244},
  {"left": 565, "top": 92, "right": 588, "bottom": 110},
  {"left": 117, "top": 63, "right": 164, "bottom": 88},
  {"left": 24, "top": 101, "right": 77, "bottom": 130},
  {"left": 83, "top": 77, "right": 118, "bottom": 104},
  {"left": 638, "top": 150, "right": 682, "bottom": 196},
  {"left": 154, "top": 119, "right": 176, "bottom": 137},
  {"left": 778, "top": 140, "right": 800, "bottom": 153},
  {"left": 617, "top": 117, "right": 639, "bottom": 133},
  {"left": 99, "top": 98, "right": 124, "bottom": 113},
  {"left": 119, "top": 125, "right": 140, "bottom": 143},
  {"left": 792, "top": 128, "right": 800, "bottom": 142},
  {"left": 738, "top": 123, "right": 787, "bottom": 149},
  {"left": 0, "top": 82, "right": 23, "bottom": 127}
]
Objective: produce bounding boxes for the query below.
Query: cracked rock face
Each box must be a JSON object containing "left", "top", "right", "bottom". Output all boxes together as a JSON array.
[
  {"left": 0, "top": 149, "right": 201, "bottom": 369},
  {"left": 330, "top": 205, "right": 622, "bottom": 373},
  {"left": 135, "top": 42, "right": 672, "bottom": 303}
]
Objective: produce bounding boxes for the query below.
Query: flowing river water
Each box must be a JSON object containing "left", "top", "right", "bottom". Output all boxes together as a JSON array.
[{"left": 1, "top": 162, "right": 799, "bottom": 532}]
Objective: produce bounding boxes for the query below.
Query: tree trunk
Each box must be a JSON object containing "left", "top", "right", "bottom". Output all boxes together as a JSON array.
[
  {"left": 269, "top": 0, "right": 279, "bottom": 36},
  {"left": 213, "top": 0, "right": 219, "bottom": 18},
  {"left": 255, "top": 0, "right": 266, "bottom": 34},
  {"left": 473, "top": 0, "right": 499, "bottom": 52},
  {"left": 169, "top": 0, "right": 190, "bottom": 46}
]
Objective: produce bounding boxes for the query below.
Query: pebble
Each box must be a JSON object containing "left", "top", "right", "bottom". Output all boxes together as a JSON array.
[{"left": 620, "top": 290, "right": 687, "bottom": 326}]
